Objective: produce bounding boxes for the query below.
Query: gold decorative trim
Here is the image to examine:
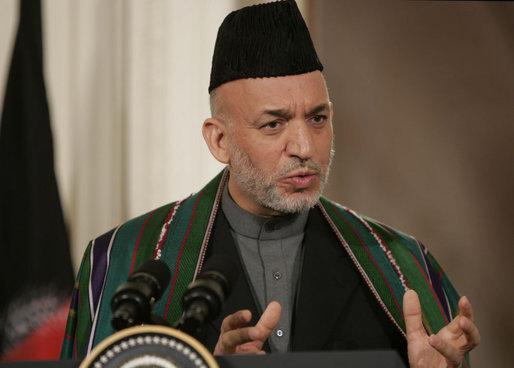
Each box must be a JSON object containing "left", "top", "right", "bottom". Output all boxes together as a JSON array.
[{"left": 80, "top": 325, "right": 218, "bottom": 368}]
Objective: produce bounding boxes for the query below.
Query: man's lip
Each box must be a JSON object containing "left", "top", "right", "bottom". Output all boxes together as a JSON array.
[
  {"left": 282, "top": 171, "right": 317, "bottom": 189},
  {"left": 284, "top": 170, "right": 318, "bottom": 179}
]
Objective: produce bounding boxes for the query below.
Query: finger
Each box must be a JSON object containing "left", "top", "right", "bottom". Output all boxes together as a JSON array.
[
  {"left": 417, "top": 359, "right": 430, "bottom": 368},
  {"left": 235, "top": 340, "right": 266, "bottom": 354},
  {"left": 458, "top": 296, "right": 474, "bottom": 322},
  {"left": 215, "top": 303, "right": 281, "bottom": 355},
  {"left": 428, "top": 334, "right": 463, "bottom": 368},
  {"left": 215, "top": 326, "right": 257, "bottom": 354},
  {"left": 439, "top": 312, "right": 464, "bottom": 337},
  {"left": 255, "top": 301, "right": 282, "bottom": 336},
  {"left": 220, "top": 309, "right": 252, "bottom": 333},
  {"left": 459, "top": 316, "right": 481, "bottom": 349},
  {"left": 439, "top": 305, "right": 479, "bottom": 343},
  {"left": 403, "top": 290, "right": 427, "bottom": 340},
  {"left": 243, "top": 301, "right": 282, "bottom": 351}
]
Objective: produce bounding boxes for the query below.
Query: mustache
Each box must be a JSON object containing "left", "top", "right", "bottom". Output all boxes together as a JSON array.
[{"left": 277, "top": 159, "right": 322, "bottom": 177}]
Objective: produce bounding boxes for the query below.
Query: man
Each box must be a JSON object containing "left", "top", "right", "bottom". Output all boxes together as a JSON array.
[{"left": 61, "top": 1, "right": 479, "bottom": 367}]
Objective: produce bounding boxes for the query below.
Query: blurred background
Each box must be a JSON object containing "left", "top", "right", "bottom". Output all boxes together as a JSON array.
[{"left": 0, "top": 0, "right": 512, "bottom": 365}]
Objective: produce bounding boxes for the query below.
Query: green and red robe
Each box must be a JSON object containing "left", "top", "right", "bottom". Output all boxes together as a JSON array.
[{"left": 61, "top": 169, "right": 468, "bottom": 367}]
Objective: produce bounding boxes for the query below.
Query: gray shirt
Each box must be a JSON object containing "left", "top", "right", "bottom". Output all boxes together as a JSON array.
[{"left": 221, "top": 184, "right": 308, "bottom": 352}]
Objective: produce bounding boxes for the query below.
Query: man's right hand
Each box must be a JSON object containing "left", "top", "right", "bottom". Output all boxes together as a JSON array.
[{"left": 213, "top": 301, "right": 282, "bottom": 355}]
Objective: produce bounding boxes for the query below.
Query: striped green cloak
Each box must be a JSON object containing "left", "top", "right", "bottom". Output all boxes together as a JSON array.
[{"left": 61, "top": 169, "right": 468, "bottom": 367}]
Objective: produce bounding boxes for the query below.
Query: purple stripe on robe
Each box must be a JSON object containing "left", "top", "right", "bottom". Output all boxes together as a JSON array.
[
  {"left": 419, "top": 241, "right": 451, "bottom": 320},
  {"left": 69, "top": 283, "right": 79, "bottom": 313},
  {"left": 90, "top": 228, "right": 116, "bottom": 313}
]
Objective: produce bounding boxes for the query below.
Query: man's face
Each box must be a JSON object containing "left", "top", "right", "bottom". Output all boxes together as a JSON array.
[{"left": 216, "top": 71, "right": 334, "bottom": 217}]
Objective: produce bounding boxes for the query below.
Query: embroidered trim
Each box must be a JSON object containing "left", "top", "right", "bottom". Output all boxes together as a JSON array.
[
  {"left": 345, "top": 207, "right": 409, "bottom": 291},
  {"left": 318, "top": 201, "right": 407, "bottom": 337},
  {"left": 318, "top": 201, "right": 406, "bottom": 338},
  {"left": 164, "top": 191, "right": 204, "bottom": 319},
  {"left": 194, "top": 169, "right": 229, "bottom": 277},
  {"left": 153, "top": 199, "right": 187, "bottom": 260}
]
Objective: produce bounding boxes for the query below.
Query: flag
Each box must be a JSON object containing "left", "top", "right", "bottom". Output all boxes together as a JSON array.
[{"left": 0, "top": 0, "right": 74, "bottom": 359}]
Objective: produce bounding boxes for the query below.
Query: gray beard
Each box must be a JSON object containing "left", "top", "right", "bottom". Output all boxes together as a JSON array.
[{"left": 228, "top": 143, "right": 334, "bottom": 214}]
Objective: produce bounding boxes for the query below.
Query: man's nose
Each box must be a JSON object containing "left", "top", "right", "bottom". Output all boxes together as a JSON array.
[{"left": 285, "top": 121, "right": 314, "bottom": 160}]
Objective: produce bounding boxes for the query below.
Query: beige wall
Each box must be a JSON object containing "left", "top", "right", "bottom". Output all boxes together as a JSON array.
[
  {"left": 311, "top": 1, "right": 514, "bottom": 366},
  {"left": 0, "top": 0, "right": 232, "bottom": 267}
]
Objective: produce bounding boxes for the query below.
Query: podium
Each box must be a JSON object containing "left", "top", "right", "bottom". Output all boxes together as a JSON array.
[
  {"left": 218, "top": 350, "right": 407, "bottom": 367},
  {"left": 0, "top": 324, "right": 407, "bottom": 368},
  {"left": 0, "top": 351, "right": 406, "bottom": 368}
]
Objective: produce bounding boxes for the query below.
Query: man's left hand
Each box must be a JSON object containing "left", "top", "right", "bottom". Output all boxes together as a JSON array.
[{"left": 404, "top": 289, "right": 480, "bottom": 368}]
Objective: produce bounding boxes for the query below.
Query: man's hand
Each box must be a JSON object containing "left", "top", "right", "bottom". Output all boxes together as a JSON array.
[
  {"left": 213, "top": 301, "right": 281, "bottom": 355},
  {"left": 404, "top": 289, "right": 480, "bottom": 368}
]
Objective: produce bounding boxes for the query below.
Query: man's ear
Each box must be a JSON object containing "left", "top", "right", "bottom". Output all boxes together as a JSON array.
[{"left": 202, "top": 118, "right": 230, "bottom": 164}]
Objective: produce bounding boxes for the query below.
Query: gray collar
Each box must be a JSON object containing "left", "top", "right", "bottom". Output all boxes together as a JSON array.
[{"left": 221, "top": 182, "right": 309, "bottom": 240}]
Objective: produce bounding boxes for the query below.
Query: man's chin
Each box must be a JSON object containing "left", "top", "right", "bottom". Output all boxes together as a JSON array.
[
  {"left": 282, "top": 186, "right": 321, "bottom": 200},
  {"left": 265, "top": 190, "right": 320, "bottom": 215}
]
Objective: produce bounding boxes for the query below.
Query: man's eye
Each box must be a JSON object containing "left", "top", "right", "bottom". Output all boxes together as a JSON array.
[
  {"left": 311, "top": 115, "right": 326, "bottom": 124},
  {"left": 264, "top": 121, "right": 280, "bottom": 129}
]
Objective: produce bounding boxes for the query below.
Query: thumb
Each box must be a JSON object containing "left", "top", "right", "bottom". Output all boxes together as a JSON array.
[{"left": 404, "top": 289, "right": 427, "bottom": 340}]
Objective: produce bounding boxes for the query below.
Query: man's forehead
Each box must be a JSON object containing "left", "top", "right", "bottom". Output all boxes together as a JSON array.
[{"left": 216, "top": 71, "right": 329, "bottom": 111}]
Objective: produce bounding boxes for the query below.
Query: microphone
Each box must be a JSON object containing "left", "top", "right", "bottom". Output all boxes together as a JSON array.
[
  {"left": 175, "top": 256, "right": 238, "bottom": 336},
  {"left": 111, "top": 259, "right": 171, "bottom": 331}
]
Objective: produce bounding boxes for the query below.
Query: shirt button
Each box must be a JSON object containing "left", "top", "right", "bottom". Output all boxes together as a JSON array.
[
  {"left": 276, "top": 329, "right": 284, "bottom": 337},
  {"left": 273, "top": 271, "right": 282, "bottom": 280}
]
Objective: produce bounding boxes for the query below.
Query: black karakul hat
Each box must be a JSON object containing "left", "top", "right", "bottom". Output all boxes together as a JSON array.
[{"left": 209, "top": 0, "right": 323, "bottom": 93}]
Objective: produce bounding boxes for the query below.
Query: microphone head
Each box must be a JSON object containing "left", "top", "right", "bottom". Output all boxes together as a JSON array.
[
  {"left": 179, "top": 255, "right": 239, "bottom": 332},
  {"left": 111, "top": 259, "right": 171, "bottom": 331},
  {"left": 130, "top": 259, "right": 172, "bottom": 299},
  {"left": 199, "top": 255, "right": 239, "bottom": 296}
]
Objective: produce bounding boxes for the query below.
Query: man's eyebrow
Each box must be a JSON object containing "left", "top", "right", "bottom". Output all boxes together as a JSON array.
[
  {"left": 258, "top": 103, "right": 330, "bottom": 119},
  {"left": 259, "top": 108, "right": 292, "bottom": 120},
  {"left": 307, "top": 103, "right": 330, "bottom": 116}
]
